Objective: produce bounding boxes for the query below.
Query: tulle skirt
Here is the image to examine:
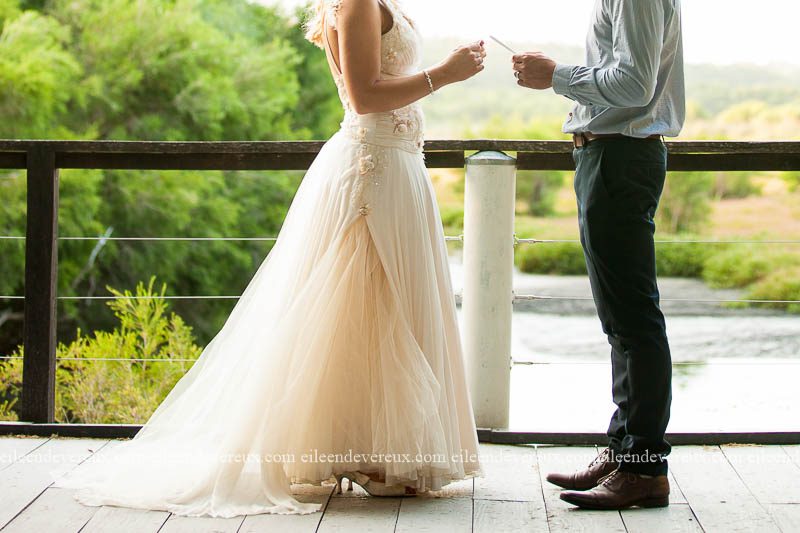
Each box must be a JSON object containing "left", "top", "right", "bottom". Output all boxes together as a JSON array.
[{"left": 51, "top": 129, "right": 483, "bottom": 517}]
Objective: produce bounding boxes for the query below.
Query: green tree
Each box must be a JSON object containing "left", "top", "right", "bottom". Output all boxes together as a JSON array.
[
  {"left": 0, "top": 8, "right": 83, "bottom": 138},
  {"left": 49, "top": 0, "right": 302, "bottom": 141},
  {"left": 0, "top": 0, "right": 343, "bottom": 354}
]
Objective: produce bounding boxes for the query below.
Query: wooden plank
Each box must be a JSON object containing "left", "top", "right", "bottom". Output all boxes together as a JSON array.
[
  {"left": 57, "top": 152, "right": 318, "bottom": 171},
  {"left": 473, "top": 443, "right": 545, "bottom": 503},
  {"left": 423, "top": 150, "right": 464, "bottom": 169},
  {"left": 317, "top": 493, "right": 401, "bottom": 533},
  {"left": 614, "top": 438, "right": 698, "bottom": 533},
  {"left": 667, "top": 153, "right": 800, "bottom": 171},
  {"left": 0, "top": 423, "right": 142, "bottom": 438},
  {"left": 0, "top": 437, "right": 109, "bottom": 529},
  {"left": 766, "top": 504, "right": 800, "bottom": 532},
  {"left": 515, "top": 152, "right": 800, "bottom": 172},
  {"left": 395, "top": 497, "right": 472, "bottom": 532},
  {"left": 0, "top": 151, "right": 25, "bottom": 169},
  {"left": 535, "top": 446, "right": 626, "bottom": 532},
  {"left": 5, "top": 424, "right": 800, "bottom": 444},
  {"left": 722, "top": 445, "right": 800, "bottom": 504},
  {"left": 0, "top": 140, "right": 328, "bottom": 154},
  {"left": 620, "top": 504, "right": 702, "bottom": 533},
  {"left": 56, "top": 150, "right": 465, "bottom": 171},
  {"left": 667, "top": 470, "right": 688, "bottom": 505},
  {"left": 428, "top": 476, "right": 473, "bottom": 499},
  {"left": 783, "top": 445, "right": 800, "bottom": 468},
  {"left": 476, "top": 429, "right": 800, "bottom": 446},
  {"left": 1, "top": 487, "right": 99, "bottom": 533},
  {"left": 669, "top": 446, "right": 780, "bottom": 532},
  {"left": 3, "top": 140, "right": 800, "bottom": 173},
  {"left": 474, "top": 499, "right": 548, "bottom": 533},
  {"left": 49, "top": 436, "right": 156, "bottom": 533},
  {"left": 0, "top": 436, "right": 48, "bottom": 471},
  {"left": 81, "top": 504, "right": 170, "bottom": 533},
  {"left": 3, "top": 139, "right": 800, "bottom": 155},
  {"left": 516, "top": 152, "right": 574, "bottom": 171},
  {"left": 59, "top": 437, "right": 168, "bottom": 533},
  {"left": 20, "top": 145, "right": 59, "bottom": 423},
  {"left": 666, "top": 140, "right": 800, "bottom": 154},
  {"left": 238, "top": 484, "right": 332, "bottom": 533},
  {"left": 158, "top": 514, "right": 244, "bottom": 533}
]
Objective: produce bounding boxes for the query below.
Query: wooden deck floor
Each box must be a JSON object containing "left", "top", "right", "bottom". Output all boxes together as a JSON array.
[{"left": 1, "top": 436, "right": 798, "bottom": 532}]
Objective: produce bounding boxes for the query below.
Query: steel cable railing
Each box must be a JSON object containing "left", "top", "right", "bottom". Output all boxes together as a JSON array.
[
  {"left": 3, "top": 139, "right": 799, "bottom": 431},
  {"left": 4, "top": 235, "right": 800, "bottom": 244},
  {"left": 1, "top": 234, "right": 800, "bottom": 304},
  {"left": 2, "top": 293, "right": 799, "bottom": 304},
  {"left": 3, "top": 354, "right": 799, "bottom": 365}
]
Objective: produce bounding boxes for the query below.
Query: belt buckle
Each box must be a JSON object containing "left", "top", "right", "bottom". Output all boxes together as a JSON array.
[{"left": 573, "top": 133, "right": 587, "bottom": 148}]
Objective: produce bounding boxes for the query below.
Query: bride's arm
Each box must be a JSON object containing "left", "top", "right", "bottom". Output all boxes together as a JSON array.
[{"left": 334, "top": 0, "right": 485, "bottom": 115}]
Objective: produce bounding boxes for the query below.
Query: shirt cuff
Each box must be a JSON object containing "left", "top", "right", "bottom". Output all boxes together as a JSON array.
[{"left": 551, "top": 63, "right": 574, "bottom": 96}]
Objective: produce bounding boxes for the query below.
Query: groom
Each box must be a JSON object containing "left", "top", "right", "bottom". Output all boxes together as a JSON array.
[{"left": 512, "top": 0, "right": 685, "bottom": 510}]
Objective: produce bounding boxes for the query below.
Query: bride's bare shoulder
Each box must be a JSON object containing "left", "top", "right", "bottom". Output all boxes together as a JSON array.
[{"left": 329, "top": 0, "right": 381, "bottom": 19}]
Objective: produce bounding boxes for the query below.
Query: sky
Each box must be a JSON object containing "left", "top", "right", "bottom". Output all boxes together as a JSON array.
[{"left": 264, "top": 0, "right": 800, "bottom": 66}]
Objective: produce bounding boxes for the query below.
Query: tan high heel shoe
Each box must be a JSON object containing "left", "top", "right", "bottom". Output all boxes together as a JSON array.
[{"left": 334, "top": 471, "right": 417, "bottom": 497}]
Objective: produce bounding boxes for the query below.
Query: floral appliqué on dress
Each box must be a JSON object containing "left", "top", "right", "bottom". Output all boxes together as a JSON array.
[
  {"left": 325, "top": 0, "right": 424, "bottom": 217},
  {"left": 353, "top": 141, "right": 388, "bottom": 217}
]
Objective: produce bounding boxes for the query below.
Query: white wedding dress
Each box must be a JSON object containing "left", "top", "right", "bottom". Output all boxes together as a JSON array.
[{"left": 52, "top": 0, "right": 482, "bottom": 517}]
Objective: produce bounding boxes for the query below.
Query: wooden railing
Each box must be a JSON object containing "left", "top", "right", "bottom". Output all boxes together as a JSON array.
[{"left": 1, "top": 139, "right": 799, "bottom": 444}]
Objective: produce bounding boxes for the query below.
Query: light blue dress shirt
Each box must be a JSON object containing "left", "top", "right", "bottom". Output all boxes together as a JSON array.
[{"left": 552, "top": 0, "right": 686, "bottom": 138}]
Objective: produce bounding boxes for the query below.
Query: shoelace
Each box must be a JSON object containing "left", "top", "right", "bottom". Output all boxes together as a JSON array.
[
  {"left": 588, "top": 447, "right": 611, "bottom": 468},
  {"left": 598, "top": 468, "right": 640, "bottom": 488},
  {"left": 596, "top": 469, "right": 620, "bottom": 487}
]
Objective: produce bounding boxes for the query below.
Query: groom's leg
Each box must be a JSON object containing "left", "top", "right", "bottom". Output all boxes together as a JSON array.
[
  {"left": 606, "top": 339, "right": 629, "bottom": 455},
  {"left": 576, "top": 204, "right": 627, "bottom": 456},
  {"left": 573, "top": 138, "right": 672, "bottom": 477}
]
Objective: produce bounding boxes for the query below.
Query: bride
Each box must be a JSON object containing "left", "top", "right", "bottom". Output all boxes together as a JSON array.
[{"left": 52, "top": 0, "right": 487, "bottom": 517}]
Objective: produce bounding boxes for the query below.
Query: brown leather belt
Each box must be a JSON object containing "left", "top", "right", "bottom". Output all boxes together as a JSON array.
[{"left": 573, "top": 132, "right": 663, "bottom": 148}]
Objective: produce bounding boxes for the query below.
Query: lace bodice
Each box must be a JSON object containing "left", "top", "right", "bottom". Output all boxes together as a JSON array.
[
  {"left": 322, "top": 0, "right": 426, "bottom": 217},
  {"left": 324, "top": 0, "right": 425, "bottom": 153}
]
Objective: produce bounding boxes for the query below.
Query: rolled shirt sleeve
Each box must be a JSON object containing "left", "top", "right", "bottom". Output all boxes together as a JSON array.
[{"left": 551, "top": 0, "right": 666, "bottom": 108}]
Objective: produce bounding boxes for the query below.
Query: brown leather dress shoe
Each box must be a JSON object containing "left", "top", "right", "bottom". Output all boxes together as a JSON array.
[
  {"left": 560, "top": 469, "right": 670, "bottom": 510},
  {"left": 546, "top": 447, "right": 620, "bottom": 490}
]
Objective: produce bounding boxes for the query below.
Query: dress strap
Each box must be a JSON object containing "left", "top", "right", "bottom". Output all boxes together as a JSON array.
[
  {"left": 322, "top": 0, "right": 393, "bottom": 77},
  {"left": 322, "top": 6, "right": 343, "bottom": 76}
]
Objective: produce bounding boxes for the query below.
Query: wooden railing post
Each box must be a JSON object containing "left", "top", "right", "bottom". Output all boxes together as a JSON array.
[{"left": 21, "top": 146, "right": 59, "bottom": 423}]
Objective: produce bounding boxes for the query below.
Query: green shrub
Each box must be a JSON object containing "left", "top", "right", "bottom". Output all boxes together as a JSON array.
[
  {"left": 515, "top": 239, "right": 718, "bottom": 278},
  {"left": 3, "top": 276, "right": 202, "bottom": 424},
  {"left": 439, "top": 205, "right": 464, "bottom": 233},
  {"left": 702, "top": 247, "right": 771, "bottom": 288},
  {"left": 655, "top": 240, "right": 715, "bottom": 278},
  {"left": 746, "top": 267, "right": 800, "bottom": 313},
  {"left": 515, "top": 242, "right": 587, "bottom": 275},
  {"left": 0, "top": 356, "right": 22, "bottom": 421}
]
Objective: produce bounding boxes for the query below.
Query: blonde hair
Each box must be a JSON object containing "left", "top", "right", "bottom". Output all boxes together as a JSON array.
[
  {"left": 303, "top": 0, "right": 413, "bottom": 48},
  {"left": 304, "top": 1, "right": 327, "bottom": 49}
]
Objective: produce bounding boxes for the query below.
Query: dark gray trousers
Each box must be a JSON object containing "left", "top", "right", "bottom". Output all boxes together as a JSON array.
[{"left": 573, "top": 137, "right": 672, "bottom": 476}]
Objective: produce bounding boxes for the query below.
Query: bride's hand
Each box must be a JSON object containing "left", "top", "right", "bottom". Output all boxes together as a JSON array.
[{"left": 437, "top": 41, "right": 486, "bottom": 84}]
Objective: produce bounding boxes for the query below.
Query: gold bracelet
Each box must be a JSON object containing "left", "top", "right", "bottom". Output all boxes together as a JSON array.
[{"left": 423, "top": 69, "right": 435, "bottom": 95}]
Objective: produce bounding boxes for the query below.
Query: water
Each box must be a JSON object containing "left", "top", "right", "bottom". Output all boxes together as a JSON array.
[{"left": 448, "top": 258, "right": 800, "bottom": 432}]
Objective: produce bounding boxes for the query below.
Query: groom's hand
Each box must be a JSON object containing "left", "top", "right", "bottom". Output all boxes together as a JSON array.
[{"left": 512, "top": 52, "right": 556, "bottom": 90}]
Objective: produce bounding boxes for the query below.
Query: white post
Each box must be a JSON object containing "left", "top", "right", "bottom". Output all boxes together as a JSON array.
[{"left": 462, "top": 150, "right": 516, "bottom": 429}]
